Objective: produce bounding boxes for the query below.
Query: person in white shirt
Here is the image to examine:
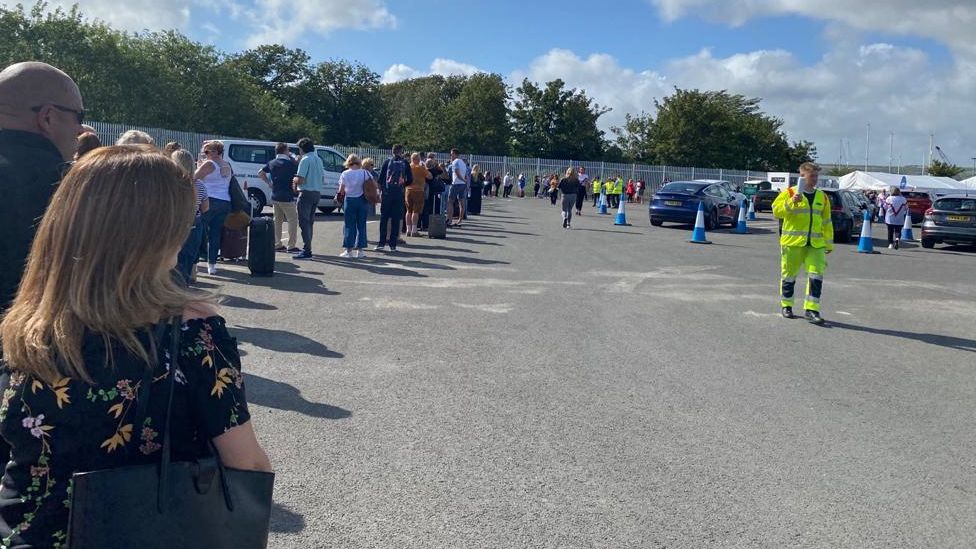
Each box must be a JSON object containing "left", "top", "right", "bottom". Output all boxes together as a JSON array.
[
  {"left": 447, "top": 148, "right": 468, "bottom": 226},
  {"left": 502, "top": 172, "right": 513, "bottom": 198}
]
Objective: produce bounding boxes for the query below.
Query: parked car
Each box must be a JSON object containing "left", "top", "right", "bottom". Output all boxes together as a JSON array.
[
  {"left": 847, "top": 190, "right": 877, "bottom": 220},
  {"left": 903, "top": 191, "right": 934, "bottom": 224},
  {"left": 649, "top": 181, "right": 740, "bottom": 229},
  {"left": 819, "top": 189, "right": 866, "bottom": 243},
  {"left": 753, "top": 190, "right": 779, "bottom": 212},
  {"left": 220, "top": 139, "right": 346, "bottom": 214},
  {"left": 921, "top": 195, "right": 976, "bottom": 249}
]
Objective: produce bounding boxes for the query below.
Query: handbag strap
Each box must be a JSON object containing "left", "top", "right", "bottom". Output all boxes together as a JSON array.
[
  {"left": 130, "top": 320, "right": 172, "bottom": 457},
  {"left": 157, "top": 316, "right": 181, "bottom": 513}
]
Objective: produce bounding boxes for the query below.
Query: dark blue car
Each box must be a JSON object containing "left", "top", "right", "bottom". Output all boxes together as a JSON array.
[{"left": 649, "top": 181, "right": 741, "bottom": 229}]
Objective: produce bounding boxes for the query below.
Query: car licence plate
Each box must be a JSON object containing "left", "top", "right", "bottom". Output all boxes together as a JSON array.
[
  {"left": 948, "top": 215, "right": 970, "bottom": 223},
  {"left": 665, "top": 200, "right": 682, "bottom": 206}
]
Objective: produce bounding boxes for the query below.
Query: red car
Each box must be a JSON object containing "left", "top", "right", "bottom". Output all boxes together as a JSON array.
[{"left": 903, "top": 191, "right": 933, "bottom": 224}]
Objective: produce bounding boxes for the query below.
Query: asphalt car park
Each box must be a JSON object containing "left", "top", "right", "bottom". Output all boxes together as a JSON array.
[{"left": 208, "top": 197, "right": 976, "bottom": 548}]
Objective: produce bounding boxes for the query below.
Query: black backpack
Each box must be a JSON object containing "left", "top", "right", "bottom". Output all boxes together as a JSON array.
[{"left": 385, "top": 157, "right": 407, "bottom": 189}]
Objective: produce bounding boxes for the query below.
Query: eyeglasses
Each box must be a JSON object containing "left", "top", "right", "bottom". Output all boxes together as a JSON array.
[{"left": 31, "top": 104, "right": 85, "bottom": 124}]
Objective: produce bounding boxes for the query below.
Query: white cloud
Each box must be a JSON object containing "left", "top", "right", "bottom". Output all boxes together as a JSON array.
[
  {"left": 380, "top": 58, "right": 484, "bottom": 84},
  {"left": 244, "top": 0, "right": 396, "bottom": 47},
  {"left": 36, "top": 0, "right": 396, "bottom": 46},
  {"left": 511, "top": 41, "right": 973, "bottom": 167},
  {"left": 649, "top": 0, "right": 976, "bottom": 57}
]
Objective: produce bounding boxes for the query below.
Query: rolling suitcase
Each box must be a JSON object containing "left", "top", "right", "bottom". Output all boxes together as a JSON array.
[
  {"left": 428, "top": 194, "right": 447, "bottom": 239},
  {"left": 248, "top": 217, "right": 275, "bottom": 277},
  {"left": 219, "top": 227, "right": 247, "bottom": 261}
]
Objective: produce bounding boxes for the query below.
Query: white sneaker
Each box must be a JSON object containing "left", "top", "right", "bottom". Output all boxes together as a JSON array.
[
  {"left": 339, "top": 250, "right": 351, "bottom": 258},
  {"left": 207, "top": 264, "right": 217, "bottom": 275},
  {"left": 374, "top": 245, "right": 385, "bottom": 251},
  {"left": 355, "top": 250, "right": 367, "bottom": 259},
  {"left": 888, "top": 244, "right": 894, "bottom": 249}
]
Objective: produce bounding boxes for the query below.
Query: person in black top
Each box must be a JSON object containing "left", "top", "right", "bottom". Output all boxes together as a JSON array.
[
  {"left": 0, "top": 61, "right": 84, "bottom": 310},
  {"left": 375, "top": 145, "right": 413, "bottom": 252},
  {"left": 557, "top": 168, "right": 580, "bottom": 229},
  {"left": 259, "top": 142, "right": 300, "bottom": 252}
]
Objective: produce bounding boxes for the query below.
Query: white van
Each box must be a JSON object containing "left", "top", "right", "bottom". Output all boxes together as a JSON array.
[{"left": 218, "top": 139, "right": 345, "bottom": 213}]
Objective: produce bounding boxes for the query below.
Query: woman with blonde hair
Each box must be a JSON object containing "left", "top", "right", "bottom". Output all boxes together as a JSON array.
[
  {"left": 172, "top": 149, "right": 209, "bottom": 283},
  {"left": 194, "top": 140, "right": 234, "bottom": 275},
  {"left": 0, "top": 146, "right": 270, "bottom": 547},
  {"left": 405, "top": 152, "right": 430, "bottom": 236},
  {"left": 116, "top": 129, "right": 155, "bottom": 145},
  {"left": 557, "top": 167, "right": 579, "bottom": 228},
  {"left": 337, "top": 153, "right": 375, "bottom": 258},
  {"left": 883, "top": 186, "right": 908, "bottom": 249}
]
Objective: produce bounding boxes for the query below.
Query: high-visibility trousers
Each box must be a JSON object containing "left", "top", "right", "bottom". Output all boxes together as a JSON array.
[{"left": 780, "top": 246, "right": 827, "bottom": 312}]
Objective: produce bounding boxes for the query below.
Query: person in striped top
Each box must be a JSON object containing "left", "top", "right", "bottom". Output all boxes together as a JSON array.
[{"left": 171, "top": 149, "right": 209, "bottom": 284}]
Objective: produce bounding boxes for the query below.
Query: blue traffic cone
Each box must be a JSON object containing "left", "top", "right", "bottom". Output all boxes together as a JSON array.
[
  {"left": 690, "top": 201, "right": 711, "bottom": 244},
  {"left": 857, "top": 209, "right": 876, "bottom": 253},
  {"left": 735, "top": 200, "right": 749, "bottom": 234},
  {"left": 747, "top": 198, "right": 757, "bottom": 220},
  {"left": 614, "top": 193, "right": 629, "bottom": 225},
  {"left": 900, "top": 212, "right": 914, "bottom": 241},
  {"left": 598, "top": 192, "right": 608, "bottom": 215}
]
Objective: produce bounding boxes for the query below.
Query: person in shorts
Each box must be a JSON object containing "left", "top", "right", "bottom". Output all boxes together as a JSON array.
[{"left": 447, "top": 148, "right": 468, "bottom": 226}]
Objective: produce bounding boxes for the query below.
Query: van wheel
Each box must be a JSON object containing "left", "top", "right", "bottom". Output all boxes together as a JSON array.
[
  {"left": 247, "top": 189, "right": 266, "bottom": 213},
  {"left": 318, "top": 207, "right": 336, "bottom": 214}
]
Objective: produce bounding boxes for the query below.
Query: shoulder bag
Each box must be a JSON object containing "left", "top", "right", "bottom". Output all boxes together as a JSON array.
[{"left": 67, "top": 317, "right": 275, "bottom": 549}]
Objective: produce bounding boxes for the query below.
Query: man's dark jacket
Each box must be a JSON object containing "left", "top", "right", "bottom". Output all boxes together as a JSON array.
[{"left": 0, "top": 130, "right": 66, "bottom": 309}]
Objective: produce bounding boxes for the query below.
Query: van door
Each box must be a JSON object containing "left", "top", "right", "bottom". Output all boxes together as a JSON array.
[
  {"left": 226, "top": 143, "right": 276, "bottom": 212},
  {"left": 315, "top": 148, "right": 345, "bottom": 211}
]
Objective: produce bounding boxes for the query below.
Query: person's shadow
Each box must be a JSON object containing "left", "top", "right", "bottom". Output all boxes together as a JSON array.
[
  {"left": 245, "top": 373, "right": 352, "bottom": 419},
  {"left": 231, "top": 326, "right": 344, "bottom": 358},
  {"left": 828, "top": 321, "right": 976, "bottom": 352}
]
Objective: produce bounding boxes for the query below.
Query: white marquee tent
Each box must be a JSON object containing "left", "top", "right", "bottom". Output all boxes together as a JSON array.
[
  {"left": 956, "top": 175, "right": 976, "bottom": 189},
  {"left": 838, "top": 171, "right": 964, "bottom": 191}
]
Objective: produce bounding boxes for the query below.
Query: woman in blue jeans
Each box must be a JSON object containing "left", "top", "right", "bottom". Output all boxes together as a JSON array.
[
  {"left": 194, "top": 140, "right": 233, "bottom": 275},
  {"left": 171, "top": 150, "right": 209, "bottom": 283},
  {"left": 337, "top": 154, "right": 374, "bottom": 258}
]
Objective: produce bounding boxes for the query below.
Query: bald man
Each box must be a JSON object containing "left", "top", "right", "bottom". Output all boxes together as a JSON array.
[{"left": 0, "top": 61, "right": 84, "bottom": 308}]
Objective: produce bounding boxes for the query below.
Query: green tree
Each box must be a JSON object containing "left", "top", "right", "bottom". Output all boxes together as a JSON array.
[
  {"left": 381, "top": 75, "right": 461, "bottom": 151},
  {"left": 228, "top": 44, "right": 311, "bottom": 99},
  {"left": 649, "top": 88, "right": 801, "bottom": 171},
  {"left": 294, "top": 59, "right": 386, "bottom": 146},
  {"left": 442, "top": 73, "right": 510, "bottom": 155},
  {"left": 927, "top": 159, "right": 964, "bottom": 177},
  {"left": 509, "top": 78, "right": 609, "bottom": 159},
  {"left": 611, "top": 112, "right": 655, "bottom": 163}
]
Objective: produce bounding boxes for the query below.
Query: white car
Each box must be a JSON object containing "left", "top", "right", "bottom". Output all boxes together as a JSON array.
[{"left": 218, "top": 139, "right": 346, "bottom": 214}]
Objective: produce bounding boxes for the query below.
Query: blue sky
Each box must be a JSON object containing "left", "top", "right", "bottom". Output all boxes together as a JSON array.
[{"left": 33, "top": 0, "right": 976, "bottom": 169}]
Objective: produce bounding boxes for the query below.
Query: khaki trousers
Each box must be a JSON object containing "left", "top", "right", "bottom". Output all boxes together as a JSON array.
[{"left": 273, "top": 200, "right": 299, "bottom": 248}]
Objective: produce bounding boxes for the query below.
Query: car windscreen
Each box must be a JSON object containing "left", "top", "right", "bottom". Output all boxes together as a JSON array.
[
  {"left": 659, "top": 183, "right": 705, "bottom": 194},
  {"left": 934, "top": 198, "right": 976, "bottom": 212}
]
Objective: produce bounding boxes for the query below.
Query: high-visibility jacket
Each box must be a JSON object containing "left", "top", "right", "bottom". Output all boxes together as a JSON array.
[
  {"left": 604, "top": 181, "right": 614, "bottom": 194},
  {"left": 772, "top": 187, "right": 834, "bottom": 251},
  {"left": 593, "top": 179, "right": 602, "bottom": 194},
  {"left": 614, "top": 178, "right": 624, "bottom": 194}
]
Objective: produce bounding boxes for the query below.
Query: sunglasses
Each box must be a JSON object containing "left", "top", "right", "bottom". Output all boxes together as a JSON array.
[{"left": 31, "top": 104, "right": 85, "bottom": 124}]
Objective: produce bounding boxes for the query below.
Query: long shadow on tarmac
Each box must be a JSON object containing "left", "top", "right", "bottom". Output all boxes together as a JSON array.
[
  {"left": 827, "top": 322, "right": 976, "bottom": 353},
  {"left": 245, "top": 373, "right": 352, "bottom": 419},
  {"left": 309, "top": 256, "right": 427, "bottom": 277},
  {"left": 220, "top": 295, "right": 278, "bottom": 311},
  {"left": 390, "top": 249, "right": 510, "bottom": 266},
  {"left": 271, "top": 503, "right": 306, "bottom": 533},
  {"left": 207, "top": 268, "right": 339, "bottom": 296},
  {"left": 232, "top": 326, "right": 345, "bottom": 358}
]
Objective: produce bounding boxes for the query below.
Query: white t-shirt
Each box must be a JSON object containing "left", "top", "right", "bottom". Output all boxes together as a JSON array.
[
  {"left": 450, "top": 158, "right": 468, "bottom": 186},
  {"left": 339, "top": 168, "right": 371, "bottom": 198},
  {"left": 503, "top": 174, "right": 512, "bottom": 187}
]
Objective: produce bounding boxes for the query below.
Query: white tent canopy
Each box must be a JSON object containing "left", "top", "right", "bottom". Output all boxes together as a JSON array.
[
  {"left": 956, "top": 176, "right": 976, "bottom": 189},
  {"left": 838, "top": 171, "right": 964, "bottom": 191}
]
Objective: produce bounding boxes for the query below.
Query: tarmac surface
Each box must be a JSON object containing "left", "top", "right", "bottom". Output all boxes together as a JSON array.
[{"left": 202, "top": 196, "right": 976, "bottom": 548}]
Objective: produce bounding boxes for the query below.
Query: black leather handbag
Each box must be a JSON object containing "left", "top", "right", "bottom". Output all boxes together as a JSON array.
[{"left": 67, "top": 318, "right": 275, "bottom": 549}]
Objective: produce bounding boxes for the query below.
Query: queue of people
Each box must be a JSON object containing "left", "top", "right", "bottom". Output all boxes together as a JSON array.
[{"left": 0, "top": 61, "right": 272, "bottom": 547}]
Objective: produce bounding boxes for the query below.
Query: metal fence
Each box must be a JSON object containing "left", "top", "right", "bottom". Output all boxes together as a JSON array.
[{"left": 89, "top": 121, "right": 884, "bottom": 192}]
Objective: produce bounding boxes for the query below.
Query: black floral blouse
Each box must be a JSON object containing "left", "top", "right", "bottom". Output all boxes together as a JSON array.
[{"left": 0, "top": 316, "right": 250, "bottom": 549}]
